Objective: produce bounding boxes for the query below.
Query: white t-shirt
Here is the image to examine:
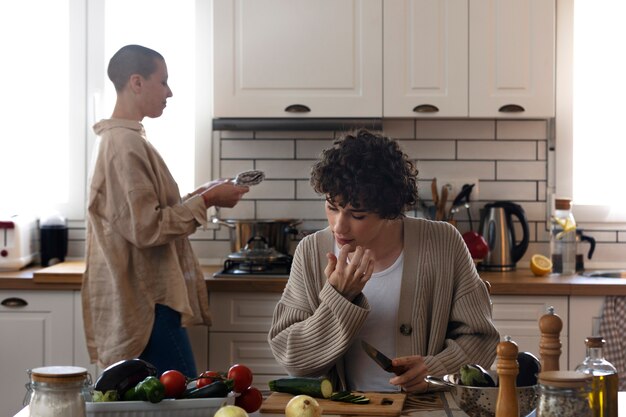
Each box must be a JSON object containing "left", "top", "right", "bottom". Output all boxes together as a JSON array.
[{"left": 341, "top": 248, "right": 404, "bottom": 392}]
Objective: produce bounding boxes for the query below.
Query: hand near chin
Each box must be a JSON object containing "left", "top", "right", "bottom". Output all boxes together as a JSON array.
[{"left": 324, "top": 244, "right": 375, "bottom": 301}]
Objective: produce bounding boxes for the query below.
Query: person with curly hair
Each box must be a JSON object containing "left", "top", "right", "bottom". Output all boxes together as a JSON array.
[{"left": 268, "top": 129, "right": 499, "bottom": 393}]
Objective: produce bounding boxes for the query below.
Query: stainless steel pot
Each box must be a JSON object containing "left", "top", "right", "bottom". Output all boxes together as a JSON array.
[{"left": 212, "top": 218, "right": 301, "bottom": 255}]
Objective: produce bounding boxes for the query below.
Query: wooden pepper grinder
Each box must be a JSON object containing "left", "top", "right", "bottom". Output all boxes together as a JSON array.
[
  {"left": 496, "top": 336, "right": 519, "bottom": 417},
  {"left": 539, "top": 305, "right": 563, "bottom": 372}
]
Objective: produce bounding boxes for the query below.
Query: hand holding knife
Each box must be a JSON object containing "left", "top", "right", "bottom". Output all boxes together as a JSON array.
[{"left": 361, "top": 340, "right": 405, "bottom": 375}]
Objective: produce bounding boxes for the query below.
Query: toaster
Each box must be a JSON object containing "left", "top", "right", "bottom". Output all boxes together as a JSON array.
[{"left": 0, "top": 215, "right": 38, "bottom": 271}]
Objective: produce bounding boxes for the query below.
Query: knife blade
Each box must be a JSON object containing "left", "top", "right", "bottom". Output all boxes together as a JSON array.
[{"left": 361, "top": 340, "right": 404, "bottom": 375}]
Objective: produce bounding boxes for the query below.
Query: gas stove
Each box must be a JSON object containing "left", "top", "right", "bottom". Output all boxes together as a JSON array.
[{"left": 213, "top": 256, "right": 292, "bottom": 278}]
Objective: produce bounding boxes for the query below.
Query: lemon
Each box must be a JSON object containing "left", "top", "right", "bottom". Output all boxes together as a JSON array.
[{"left": 530, "top": 254, "right": 552, "bottom": 276}]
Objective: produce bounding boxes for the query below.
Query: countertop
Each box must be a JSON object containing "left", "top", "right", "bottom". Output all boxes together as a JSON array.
[{"left": 3, "top": 261, "right": 626, "bottom": 296}]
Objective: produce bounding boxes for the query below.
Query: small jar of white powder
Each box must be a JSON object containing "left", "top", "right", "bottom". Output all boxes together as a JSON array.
[{"left": 27, "top": 366, "right": 88, "bottom": 417}]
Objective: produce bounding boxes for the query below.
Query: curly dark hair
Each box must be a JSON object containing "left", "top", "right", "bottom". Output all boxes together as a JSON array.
[{"left": 310, "top": 129, "right": 418, "bottom": 219}]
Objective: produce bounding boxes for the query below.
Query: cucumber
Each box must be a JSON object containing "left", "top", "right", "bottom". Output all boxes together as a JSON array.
[{"left": 268, "top": 377, "right": 333, "bottom": 399}]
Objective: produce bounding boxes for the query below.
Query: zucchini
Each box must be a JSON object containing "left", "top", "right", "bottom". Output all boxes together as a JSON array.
[
  {"left": 182, "top": 380, "right": 233, "bottom": 399},
  {"left": 330, "top": 391, "right": 370, "bottom": 404},
  {"left": 268, "top": 377, "right": 333, "bottom": 399}
]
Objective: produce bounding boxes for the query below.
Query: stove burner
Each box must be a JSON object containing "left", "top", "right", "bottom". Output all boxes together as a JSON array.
[{"left": 215, "top": 256, "right": 292, "bottom": 277}]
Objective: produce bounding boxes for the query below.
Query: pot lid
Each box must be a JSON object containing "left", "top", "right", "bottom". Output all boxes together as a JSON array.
[{"left": 227, "top": 236, "right": 290, "bottom": 263}]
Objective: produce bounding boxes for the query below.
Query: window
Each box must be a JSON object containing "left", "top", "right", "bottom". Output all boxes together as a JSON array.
[
  {"left": 555, "top": 0, "right": 626, "bottom": 223},
  {"left": 1, "top": 0, "right": 86, "bottom": 219},
  {"left": 2, "top": 0, "right": 212, "bottom": 220}
]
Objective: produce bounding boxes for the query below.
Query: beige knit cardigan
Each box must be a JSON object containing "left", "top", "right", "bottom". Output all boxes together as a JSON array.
[{"left": 268, "top": 217, "right": 499, "bottom": 390}]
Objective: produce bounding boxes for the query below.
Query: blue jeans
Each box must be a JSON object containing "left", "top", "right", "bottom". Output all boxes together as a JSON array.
[{"left": 139, "top": 304, "right": 198, "bottom": 378}]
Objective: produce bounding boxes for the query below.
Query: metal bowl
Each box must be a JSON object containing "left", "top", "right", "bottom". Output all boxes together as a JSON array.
[{"left": 426, "top": 372, "right": 537, "bottom": 417}]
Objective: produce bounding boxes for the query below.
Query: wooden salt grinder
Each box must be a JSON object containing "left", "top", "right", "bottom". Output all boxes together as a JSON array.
[
  {"left": 539, "top": 306, "right": 563, "bottom": 372},
  {"left": 496, "top": 336, "right": 519, "bottom": 417}
]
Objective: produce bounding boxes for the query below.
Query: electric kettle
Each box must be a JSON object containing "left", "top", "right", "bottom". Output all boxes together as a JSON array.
[{"left": 478, "top": 201, "right": 529, "bottom": 271}]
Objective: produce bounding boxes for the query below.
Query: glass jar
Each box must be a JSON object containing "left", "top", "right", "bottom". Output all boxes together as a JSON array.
[
  {"left": 537, "top": 371, "right": 592, "bottom": 417},
  {"left": 575, "top": 337, "right": 618, "bottom": 417},
  {"left": 550, "top": 198, "right": 577, "bottom": 275},
  {"left": 27, "top": 366, "right": 88, "bottom": 417}
]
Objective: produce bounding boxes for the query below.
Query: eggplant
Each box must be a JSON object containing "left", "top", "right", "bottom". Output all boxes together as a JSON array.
[
  {"left": 94, "top": 358, "right": 157, "bottom": 397},
  {"left": 516, "top": 351, "right": 541, "bottom": 386}
]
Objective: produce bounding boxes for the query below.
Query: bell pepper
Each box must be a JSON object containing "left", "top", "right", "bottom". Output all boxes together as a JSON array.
[{"left": 123, "top": 376, "right": 165, "bottom": 403}]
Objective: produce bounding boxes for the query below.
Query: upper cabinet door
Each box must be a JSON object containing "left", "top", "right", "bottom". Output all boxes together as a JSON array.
[
  {"left": 469, "top": 0, "right": 555, "bottom": 118},
  {"left": 213, "top": 0, "right": 383, "bottom": 118},
  {"left": 384, "top": 0, "right": 468, "bottom": 118}
]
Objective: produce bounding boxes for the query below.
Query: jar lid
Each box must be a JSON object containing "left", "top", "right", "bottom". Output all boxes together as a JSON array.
[
  {"left": 30, "top": 366, "right": 88, "bottom": 384},
  {"left": 554, "top": 199, "right": 572, "bottom": 210},
  {"left": 538, "top": 371, "right": 591, "bottom": 389}
]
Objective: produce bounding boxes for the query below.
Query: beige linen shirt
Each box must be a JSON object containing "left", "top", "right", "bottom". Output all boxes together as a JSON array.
[
  {"left": 82, "top": 119, "right": 211, "bottom": 368},
  {"left": 268, "top": 217, "right": 499, "bottom": 390}
]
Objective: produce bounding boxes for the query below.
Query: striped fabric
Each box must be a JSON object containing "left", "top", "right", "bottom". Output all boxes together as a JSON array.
[{"left": 267, "top": 217, "right": 499, "bottom": 390}]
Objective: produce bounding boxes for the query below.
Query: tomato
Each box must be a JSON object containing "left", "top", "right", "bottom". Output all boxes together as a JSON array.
[
  {"left": 196, "top": 370, "right": 223, "bottom": 388},
  {"left": 227, "top": 364, "right": 253, "bottom": 393},
  {"left": 159, "top": 370, "right": 187, "bottom": 398},
  {"left": 235, "top": 386, "right": 263, "bottom": 413}
]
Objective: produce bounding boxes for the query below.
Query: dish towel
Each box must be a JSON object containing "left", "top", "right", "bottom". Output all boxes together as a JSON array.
[{"left": 599, "top": 296, "right": 626, "bottom": 390}]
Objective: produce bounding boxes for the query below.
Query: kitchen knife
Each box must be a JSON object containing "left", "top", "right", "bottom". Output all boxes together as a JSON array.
[{"left": 361, "top": 340, "right": 404, "bottom": 375}]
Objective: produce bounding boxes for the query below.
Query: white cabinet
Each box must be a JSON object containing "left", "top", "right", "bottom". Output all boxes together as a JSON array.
[
  {"left": 0, "top": 290, "right": 74, "bottom": 417},
  {"left": 208, "top": 292, "right": 287, "bottom": 391},
  {"left": 491, "top": 295, "right": 568, "bottom": 370},
  {"left": 213, "top": 0, "right": 383, "bottom": 118},
  {"left": 469, "top": 0, "right": 555, "bottom": 118},
  {"left": 383, "top": 0, "right": 468, "bottom": 117},
  {"left": 384, "top": 0, "right": 555, "bottom": 118},
  {"left": 215, "top": 0, "right": 555, "bottom": 119}
]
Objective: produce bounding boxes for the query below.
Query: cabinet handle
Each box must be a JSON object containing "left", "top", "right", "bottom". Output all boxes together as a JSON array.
[
  {"left": 284, "top": 104, "right": 311, "bottom": 113},
  {"left": 413, "top": 104, "right": 439, "bottom": 113},
  {"left": 498, "top": 104, "right": 525, "bottom": 113},
  {"left": 1, "top": 297, "right": 28, "bottom": 308}
]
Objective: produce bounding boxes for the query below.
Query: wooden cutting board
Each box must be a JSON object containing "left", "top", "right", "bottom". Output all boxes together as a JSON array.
[{"left": 260, "top": 392, "right": 406, "bottom": 416}]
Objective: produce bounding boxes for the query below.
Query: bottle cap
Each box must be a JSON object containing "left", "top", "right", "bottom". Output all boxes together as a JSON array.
[
  {"left": 555, "top": 199, "right": 572, "bottom": 210},
  {"left": 585, "top": 336, "right": 605, "bottom": 348}
]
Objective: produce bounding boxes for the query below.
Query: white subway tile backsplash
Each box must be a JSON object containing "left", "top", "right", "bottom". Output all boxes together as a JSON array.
[
  {"left": 221, "top": 140, "right": 294, "bottom": 159},
  {"left": 458, "top": 141, "right": 536, "bottom": 160},
  {"left": 255, "top": 131, "right": 335, "bottom": 140},
  {"left": 256, "top": 160, "right": 315, "bottom": 179},
  {"left": 479, "top": 181, "right": 537, "bottom": 201},
  {"left": 497, "top": 120, "right": 547, "bottom": 140},
  {"left": 400, "top": 140, "right": 456, "bottom": 160},
  {"left": 220, "top": 160, "right": 254, "bottom": 178},
  {"left": 296, "top": 180, "right": 320, "bottom": 199},
  {"left": 497, "top": 161, "right": 547, "bottom": 180},
  {"left": 416, "top": 161, "right": 495, "bottom": 180},
  {"left": 297, "top": 140, "right": 333, "bottom": 159},
  {"left": 257, "top": 200, "right": 325, "bottom": 220},
  {"left": 245, "top": 180, "right": 295, "bottom": 199},
  {"left": 416, "top": 120, "right": 495, "bottom": 139}
]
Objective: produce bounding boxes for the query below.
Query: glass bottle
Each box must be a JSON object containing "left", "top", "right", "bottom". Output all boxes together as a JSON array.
[
  {"left": 27, "top": 366, "right": 88, "bottom": 417},
  {"left": 537, "top": 370, "right": 592, "bottom": 417},
  {"left": 550, "top": 198, "right": 577, "bottom": 275},
  {"left": 575, "top": 337, "right": 619, "bottom": 417}
]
